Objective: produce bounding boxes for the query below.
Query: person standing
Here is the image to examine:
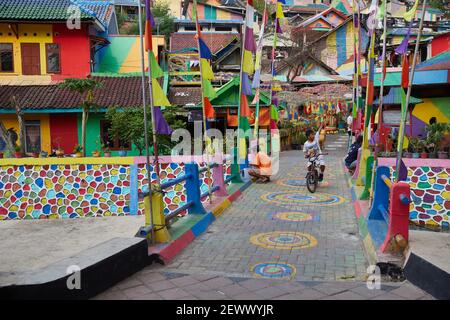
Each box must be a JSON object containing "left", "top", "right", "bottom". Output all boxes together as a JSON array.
[{"left": 346, "top": 113, "right": 353, "bottom": 148}]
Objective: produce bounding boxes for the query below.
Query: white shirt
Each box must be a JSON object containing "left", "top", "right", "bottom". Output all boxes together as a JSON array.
[
  {"left": 303, "top": 131, "right": 321, "bottom": 156},
  {"left": 347, "top": 115, "right": 353, "bottom": 131}
]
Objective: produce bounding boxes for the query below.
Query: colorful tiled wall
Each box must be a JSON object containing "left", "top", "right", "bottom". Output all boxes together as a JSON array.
[
  {"left": 0, "top": 161, "right": 218, "bottom": 220},
  {"left": 407, "top": 167, "right": 450, "bottom": 228}
]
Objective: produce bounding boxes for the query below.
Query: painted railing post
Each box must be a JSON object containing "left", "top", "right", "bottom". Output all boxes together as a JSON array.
[
  {"left": 144, "top": 192, "right": 171, "bottom": 243},
  {"left": 381, "top": 182, "right": 410, "bottom": 252},
  {"left": 352, "top": 148, "right": 362, "bottom": 180},
  {"left": 368, "top": 166, "right": 390, "bottom": 221},
  {"left": 212, "top": 154, "right": 228, "bottom": 197},
  {"left": 185, "top": 162, "right": 207, "bottom": 214},
  {"left": 360, "top": 155, "right": 374, "bottom": 200},
  {"left": 356, "top": 149, "right": 371, "bottom": 186},
  {"left": 231, "top": 147, "right": 243, "bottom": 183}
]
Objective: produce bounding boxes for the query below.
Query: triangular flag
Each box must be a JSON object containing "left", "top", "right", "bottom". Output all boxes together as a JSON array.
[
  {"left": 242, "top": 50, "right": 254, "bottom": 75},
  {"left": 153, "top": 106, "right": 172, "bottom": 135},
  {"left": 240, "top": 94, "right": 251, "bottom": 117},
  {"left": 202, "top": 79, "right": 217, "bottom": 100},
  {"left": 401, "top": 54, "right": 410, "bottom": 89},
  {"left": 242, "top": 72, "right": 253, "bottom": 96},
  {"left": 149, "top": 51, "right": 164, "bottom": 79},
  {"left": 204, "top": 97, "right": 215, "bottom": 119},
  {"left": 200, "top": 58, "right": 214, "bottom": 80},
  {"left": 398, "top": 159, "right": 408, "bottom": 182},
  {"left": 151, "top": 78, "right": 171, "bottom": 107},
  {"left": 404, "top": 0, "right": 420, "bottom": 22}
]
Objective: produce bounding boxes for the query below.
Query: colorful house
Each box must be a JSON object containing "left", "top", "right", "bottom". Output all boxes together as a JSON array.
[
  {"left": 0, "top": 75, "right": 162, "bottom": 157},
  {"left": 313, "top": 16, "right": 370, "bottom": 71},
  {"left": 0, "top": 0, "right": 118, "bottom": 82}
]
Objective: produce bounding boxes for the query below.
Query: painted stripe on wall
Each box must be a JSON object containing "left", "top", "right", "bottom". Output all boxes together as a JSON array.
[
  {"left": 129, "top": 164, "right": 138, "bottom": 215},
  {"left": 336, "top": 23, "right": 347, "bottom": 67}
]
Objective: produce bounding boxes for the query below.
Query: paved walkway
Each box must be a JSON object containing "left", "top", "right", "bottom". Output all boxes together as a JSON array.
[{"left": 94, "top": 134, "right": 433, "bottom": 300}]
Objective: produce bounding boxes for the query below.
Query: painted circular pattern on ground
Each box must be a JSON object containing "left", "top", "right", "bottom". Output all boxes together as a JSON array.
[
  {"left": 251, "top": 262, "right": 296, "bottom": 279},
  {"left": 272, "top": 211, "right": 314, "bottom": 222},
  {"left": 250, "top": 231, "right": 318, "bottom": 250},
  {"left": 261, "top": 191, "right": 347, "bottom": 206},
  {"left": 277, "top": 178, "right": 331, "bottom": 188}
]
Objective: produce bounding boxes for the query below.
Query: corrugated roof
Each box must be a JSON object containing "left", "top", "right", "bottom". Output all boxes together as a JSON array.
[
  {"left": 373, "top": 87, "right": 422, "bottom": 105},
  {"left": 0, "top": 0, "right": 112, "bottom": 29},
  {"left": 416, "top": 50, "right": 450, "bottom": 71},
  {"left": 0, "top": 76, "right": 155, "bottom": 111}
]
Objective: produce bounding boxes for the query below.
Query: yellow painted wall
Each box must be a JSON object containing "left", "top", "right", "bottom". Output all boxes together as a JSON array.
[
  {"left": 0, "top": 114, "right": 51, "bottom": 153},
  {"left": 0, "top": 23, "right": 53, "bottom": 76}
]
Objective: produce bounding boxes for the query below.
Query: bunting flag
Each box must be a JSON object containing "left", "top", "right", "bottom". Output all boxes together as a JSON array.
[
  {"left": 398, "top": 159, "right": 408, "bottom": 182},
  {"left": 276, "top": 0, "right": 285, "bottom": 33},
  {"left": 202, "top": 78, "right": 217, "bottom": 100},
  {"left": 144, "top": 0, "right": 155, "bottom": 52},
  {"left": 151, "top": 78, "right": 171, "bottom": 107},
  {"left": 144, "top": 0, "right": 171, "bottom": 134},
  {"left": 395, "top": 22, "right": 412, "bottom": 55},
  {"left": 204, "top": 97, "right": 215, "bottom": 119},
  {"left": 270, "top": 105, "right": 279, "bottom": 130},
  {"left": 154, "top": 106, "right": 173, "bottom": 135},
  {"left": 193, "top": 1, "right": 216, "bottom": 120},
  {"left": 401, "top": 54, "right": 410, "bottom": 89},
  {"left": 404, "top": 0, "right": 420, "bottom": 22},
  {"left": 366, "top": 0, "right": 378, "bottom": 36},
  {"left": 238, "top": 0, "right": 257, "bottom": 162}
]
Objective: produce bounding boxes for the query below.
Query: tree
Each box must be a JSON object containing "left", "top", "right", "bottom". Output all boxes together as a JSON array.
[
  {"left": 429, "top": 0, "right": 450, "bottom": 19},
  {"left": 105, "top": 106, "right": 186, "bottom": 156},
  {"left": 59, "top": 78, "right": 103, "bottom": 156},
  {"left": 122, "top": 0, "right": 174, "bottom": 45}
]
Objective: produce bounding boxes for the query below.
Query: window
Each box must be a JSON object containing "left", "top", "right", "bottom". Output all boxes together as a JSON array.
[
  {"left": 25, "top": 121, "right": 41, "bottom": 153},
  {"left": 100, "top": 120, "right": 131, "bottom": 151},
  {"left": 46, "top": 43, "right": 60, "bottom": 73},
  {"left": 0, "top": 43, "right": 14, "bottom": 72}
]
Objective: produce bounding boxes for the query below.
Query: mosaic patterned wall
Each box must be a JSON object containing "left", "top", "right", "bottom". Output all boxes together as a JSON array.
[
  {"left": 0, "top": 161, "right": 218, "bottom": 220},
  {"left": 0, "top": 164, "right": 131, "bottom": 220},
  {"left": 136, "top": 162, "right": 214, "bottom": 216},
  {"left": 407, "top": 167, "right": 450, "bottom": 228}
]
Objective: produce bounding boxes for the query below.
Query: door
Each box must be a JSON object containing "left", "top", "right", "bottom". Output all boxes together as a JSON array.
[{"left": 21, "top": 43, "right": 41, "bottom": 75}]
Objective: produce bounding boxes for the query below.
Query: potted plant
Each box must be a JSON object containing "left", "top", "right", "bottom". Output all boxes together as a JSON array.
[
  {"left": 53, "top": 137, "right": 64, "bottom": 157},
  {"left": 92, "top": 138, "right": 101, "bottom": 157},
  {"left": 408, "top": 137, "right": 421, "bottom": 159},
  {"left": 427, "top": 123, "right": 450, "bottom": 159},
  {"left": 419, "top": 140, "right": 428, "bottom": 159},
  {"left": 102, "top": 142, "right": 111, "bottom": 157},
  {"left": 73, "top": 145, "right": 83, "bottom": 158},
  {"left": 40, "top": 150, "right": 48, "bottom": 158},
  {"left": 14, "top": 145, "right": 23, "bottom": 158},
  {"left": 118, "top": 147, "right": 127, "bottom": 157},
  {"left": 30, "top": 146, "right": 40, "bottom": 158}
]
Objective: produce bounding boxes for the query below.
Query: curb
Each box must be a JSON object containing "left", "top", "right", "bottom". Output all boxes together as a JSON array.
[
  {"left": 0, "top": 238, "right": 152, "bottom": 300},
  {"left": 403, "top": 251, "right": 450, "bottom": 300}
]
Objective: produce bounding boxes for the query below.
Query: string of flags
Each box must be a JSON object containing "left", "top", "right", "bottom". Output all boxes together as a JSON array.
[{"left": 144, "top": 0, "right": 172, "bottom": 135}]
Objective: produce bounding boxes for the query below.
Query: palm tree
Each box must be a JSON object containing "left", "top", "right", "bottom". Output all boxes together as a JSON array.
[{"left": 59, "top": 78, "right": 103, "bottom": 156}]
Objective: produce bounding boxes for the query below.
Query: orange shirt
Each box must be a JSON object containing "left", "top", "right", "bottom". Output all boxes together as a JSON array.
[{"left": 253, "top": 152, "right": 272, "bottom": 176}]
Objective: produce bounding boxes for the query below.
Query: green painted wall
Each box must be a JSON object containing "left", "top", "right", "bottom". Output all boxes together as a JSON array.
[{"left": 77, "top": 113, "right": 141, "bottom": 156}]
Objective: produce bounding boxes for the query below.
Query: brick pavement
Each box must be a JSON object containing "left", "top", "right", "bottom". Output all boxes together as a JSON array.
[{"left": 94, "top": 134, "right": 434, "bottom": 300}]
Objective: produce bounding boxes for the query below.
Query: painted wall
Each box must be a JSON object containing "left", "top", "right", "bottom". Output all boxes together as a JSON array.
[
  {"left": 0, "top": 114, "right": 51, "bottom": 153},
  {"left": 187, "top": 2, "right": 243, "bottom": 21},
  {"left": 52, "top": 24, "right": 91, "bottom": 79},
  {"left": 96, "top": 35, "right": 165, "bottom": 73},
  {"left": 0, "top": 23, "right": 91, "bottom": 79},
  {"left": 319, "top": 21, "right": 369, "bottom": 70},
  {"left": 49, "top": 113, "right": 79, "bottom": 154},
  {"left": 431, "top": 35, "right": 450, "bottom": 57},
  {"left": 77, "top": 113, "right": 141, "bottom": 156},
  {"left": 0, "top": 157, "right": 216, "bottom": 220},
  {"left": 406, "top": 97, "right": 450, "bottom": 138}
]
